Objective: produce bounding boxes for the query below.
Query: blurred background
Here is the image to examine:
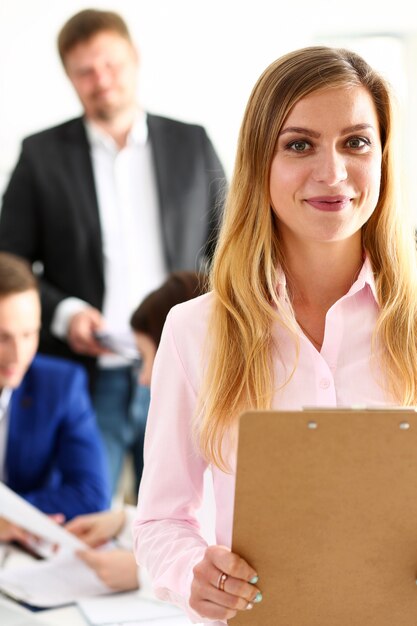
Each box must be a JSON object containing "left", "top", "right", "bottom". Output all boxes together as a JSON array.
[{"left": 1, "top": 0, "right": 416, "bottom": 212}]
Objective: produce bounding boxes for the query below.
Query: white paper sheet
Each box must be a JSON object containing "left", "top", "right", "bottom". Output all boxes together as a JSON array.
[
  {"left": 0, "top": 550, "right": 112, "bottom": 607},
  {"left": 0, "top": 483, "right": 86, "bottom": 552},
  {"left": 96, "top": 617, "right": 196, "bottom": 626},
  {"left": 78, "top": 592, "right": 185, "bottom": 624},
  {"left": 94, "top": 331, "right": 140, "bottom": 361},
  {"left": 97, "top": 620, "right": 195, "bottom": 626}
]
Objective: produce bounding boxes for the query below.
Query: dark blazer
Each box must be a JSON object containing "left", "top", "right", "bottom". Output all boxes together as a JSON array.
[
  {"left": 5, "top": 354, "right": 110, "bottom": 519},
  {"left": 0, "top": 114, "right": 226, "bottom": 366}
]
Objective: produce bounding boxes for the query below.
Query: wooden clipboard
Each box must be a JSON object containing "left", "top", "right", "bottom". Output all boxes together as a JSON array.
[{"left": 231, "top": 409, "right": 417, "bottom": 625}]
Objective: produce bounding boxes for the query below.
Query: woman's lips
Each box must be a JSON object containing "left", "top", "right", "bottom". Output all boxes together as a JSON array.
[{"left": 305, "top": 195, "right": 352, "bottom": 211}]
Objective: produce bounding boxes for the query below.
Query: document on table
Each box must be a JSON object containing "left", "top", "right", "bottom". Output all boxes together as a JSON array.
[
  {"left": 0, "top": 483, "right": 85, "bottom": 552},
  {"left": 87, "top": 616, "right": 195, "bottom": 626},
  {"left": 89, "top": 620, "right": 196, "bottom": 626},
  {"left": 78, "top": 592, "right": 190, "bottom": 625},
  {"left": 0, "top": 549, "right": 112, "bottom": 607}
]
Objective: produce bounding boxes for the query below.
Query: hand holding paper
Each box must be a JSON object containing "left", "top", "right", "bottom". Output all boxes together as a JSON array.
[
  {"left": 0, "top": 516, "right": 33, "bottom": 544},
  {"left": 0, "top": 482, "right": 85, "bottom": 553}
]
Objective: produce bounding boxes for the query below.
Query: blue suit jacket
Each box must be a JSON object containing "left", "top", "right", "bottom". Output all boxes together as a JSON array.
[{"left": 5, "top": 354, "right": 110, "bottom": 519}]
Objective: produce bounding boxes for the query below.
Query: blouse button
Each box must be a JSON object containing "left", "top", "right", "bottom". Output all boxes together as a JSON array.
[{"left": 319, "top": 378, "right": 331, "bottom": 389}]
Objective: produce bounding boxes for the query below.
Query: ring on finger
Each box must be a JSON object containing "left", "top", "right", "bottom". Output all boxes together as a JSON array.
[{"left": 217, "top": 571, "right": 228, "bottom": 592}]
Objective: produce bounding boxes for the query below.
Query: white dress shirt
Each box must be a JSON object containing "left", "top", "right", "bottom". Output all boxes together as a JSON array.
[
  {"left": 52, "top": 112, "right": 167, "bottom": 367},
  {"left": 0, "top": 388, "right": 12, "bottom": 482}
]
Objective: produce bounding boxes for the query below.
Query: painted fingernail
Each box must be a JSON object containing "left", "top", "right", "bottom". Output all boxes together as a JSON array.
[
  {"left": 253, "top": 592, "right": 263, "bottom": 603},
  {"left": 249, "top": 575, "right": 259, "bottom": 584},
  {"left": 246, "top": 602, "right": 254, "bottom": 610}
]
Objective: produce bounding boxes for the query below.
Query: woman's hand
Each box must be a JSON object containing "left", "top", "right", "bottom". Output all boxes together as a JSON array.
[
  {"left": 76, "top": 549, "right": 139, "bottom": 591},
  {"left": 65, "top": 510, "right": 126, "bottom": 547},
  {"left": 190, "top": 545, "right": 262, "bottom": 621}
]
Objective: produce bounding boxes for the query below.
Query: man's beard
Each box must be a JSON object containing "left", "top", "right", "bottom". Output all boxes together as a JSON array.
[
  {"left": 90, "top": 91, "right": 129, "bottom": 121},
  {"left": 93, "top": 102, "right": 124, "bottom": 121}
]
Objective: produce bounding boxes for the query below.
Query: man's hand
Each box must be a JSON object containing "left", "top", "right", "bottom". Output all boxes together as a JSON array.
[
  {"left": 66, "top": 510, "right": 126, "bottom": 547},
  {"left": 67, "top": 308, "right": 108, "bottom": 356},
  {"left": 77, "top": 549, "right": 139, "bottom": 591},
  {"left": 0, "top": 516, "right": 32, "bottom": 544}
]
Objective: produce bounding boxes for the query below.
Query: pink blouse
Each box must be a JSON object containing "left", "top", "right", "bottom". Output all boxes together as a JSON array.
[{"left": 133, "top": 257, "right": 390, "bottom": 624}]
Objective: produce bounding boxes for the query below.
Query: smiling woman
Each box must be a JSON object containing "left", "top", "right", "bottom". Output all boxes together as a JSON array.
[
  {"left": 269, "top": 84, "right": 383, "bottom": 348},
  {"left": 270, "top": 86, "right": 382, "bottom": 246},
  {"left": 133, "top": 46, "right": 417, "bottom": 625}
]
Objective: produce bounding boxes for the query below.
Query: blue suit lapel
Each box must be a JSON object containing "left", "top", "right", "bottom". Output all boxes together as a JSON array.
[{"left": 5, "top": 373, "right": 35, "bottom": 487}]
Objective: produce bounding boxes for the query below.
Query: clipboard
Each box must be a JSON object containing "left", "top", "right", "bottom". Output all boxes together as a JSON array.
[{"left": 231, "top": 409, "right": 417, "bottom": 625}]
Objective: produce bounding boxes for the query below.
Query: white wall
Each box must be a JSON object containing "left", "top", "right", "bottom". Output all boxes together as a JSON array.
[{"left": 1, "top": 0, "right": 416, "bottom": 205}]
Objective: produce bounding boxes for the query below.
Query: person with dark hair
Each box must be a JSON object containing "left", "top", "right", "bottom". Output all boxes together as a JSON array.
[
  {"left": 57, "top": 9, "right": 132, "bottom": 62},
  {"left": 131, "top": 272, "right": 205, "bottom": 387},
  {"left": 127, "top": 272, "right": 206, "bottom": 489},
  {"left": 65, "top": 272, "right": 205, "bottom": 592},
  {"left": 0, "top": 252, "right": 110, "bottom": 545},
  {"left": 0, "top": 8, "right": 225, "bottom": 495}
]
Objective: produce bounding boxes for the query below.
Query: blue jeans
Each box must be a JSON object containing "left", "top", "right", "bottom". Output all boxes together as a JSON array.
[{"left": 92, "top": 366, "right": 150, "bottom": 496}]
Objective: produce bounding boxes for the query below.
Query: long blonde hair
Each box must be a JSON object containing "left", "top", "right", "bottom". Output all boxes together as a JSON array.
[{"left": 196, "top": 46, "right": 417, "bottom": 469}]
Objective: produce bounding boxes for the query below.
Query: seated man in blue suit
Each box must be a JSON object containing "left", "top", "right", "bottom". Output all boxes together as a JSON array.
[{"left": 0, "top": 252, "right": 110, "bottom": 543}]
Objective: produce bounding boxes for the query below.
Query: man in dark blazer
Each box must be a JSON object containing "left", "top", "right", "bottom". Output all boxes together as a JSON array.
[
  {"left": 0, "top": 252, "right": 110, "bottom": 545},
  {"left": 0, "top": 114, "right": 224, "bottom": 365},
  {"left": 0, "top": 9, "right": 225, "bottom": 496}
]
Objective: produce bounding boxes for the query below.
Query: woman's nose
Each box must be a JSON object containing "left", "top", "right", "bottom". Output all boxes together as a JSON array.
[{"left": 312, "top": 149, "right": 348, "bottom": 186}]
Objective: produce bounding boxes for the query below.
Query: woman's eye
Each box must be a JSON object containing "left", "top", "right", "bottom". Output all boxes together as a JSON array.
[
  {"left": 346, "top": 136, "right": 370, "bottom": 149},
  {"left": 287, "top": 140, "right": 311, "bottom": 152}
]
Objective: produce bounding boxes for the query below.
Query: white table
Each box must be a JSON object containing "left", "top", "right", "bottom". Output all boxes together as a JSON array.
[
  {"left": 0, "top": 544, "right": 197, "bottom": 625},
  {"left": 35, "top": 604, "right": 88, "bottom": 625}
]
